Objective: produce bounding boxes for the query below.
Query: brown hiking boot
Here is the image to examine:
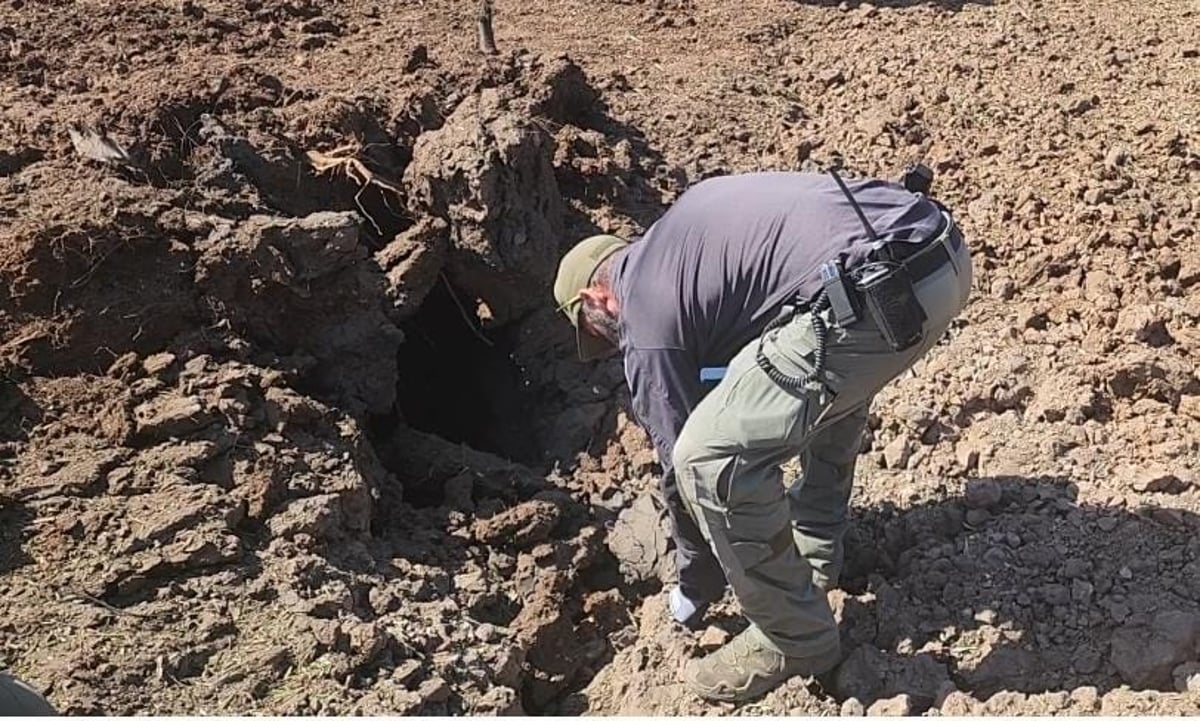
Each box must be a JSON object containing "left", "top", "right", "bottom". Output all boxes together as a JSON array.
[{"left": 683, "top": 626, "right": 840, "bottom": 703}]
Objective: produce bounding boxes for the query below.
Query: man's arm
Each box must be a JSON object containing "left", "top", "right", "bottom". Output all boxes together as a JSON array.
[
  {"left": 624, "top": 347, "right": 704, "bottom": 477},
  {"left": 625, "top": 346, "right": 729, "bottom": 603}
]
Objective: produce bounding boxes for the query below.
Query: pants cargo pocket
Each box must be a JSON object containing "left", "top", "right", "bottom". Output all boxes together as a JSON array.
[
  {"left": 674, "top": 455, "right": 736, "bottom": 544},
  {"left": 728, "top": 539, "right": 777, "bottom": 576},
  {"left": 728, "top": 523, "right": 797, "bottom": 575}
]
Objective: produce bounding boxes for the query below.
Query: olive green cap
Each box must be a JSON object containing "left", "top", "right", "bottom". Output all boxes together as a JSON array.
[{"left": 553, "top": 234, "right": 629, "bottom": 360}]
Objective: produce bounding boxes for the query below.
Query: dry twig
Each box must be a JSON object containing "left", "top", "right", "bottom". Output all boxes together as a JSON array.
[
  {"left": 306, "top": 142, "right": 404, "bottom": 235},
  {"left": 440, "top": 272, "right": 495, "bottom": 348}
]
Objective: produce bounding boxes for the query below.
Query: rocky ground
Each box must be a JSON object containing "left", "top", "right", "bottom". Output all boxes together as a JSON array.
[{"left": 1, "top": 0, "right": 1199, "bottom": 715}]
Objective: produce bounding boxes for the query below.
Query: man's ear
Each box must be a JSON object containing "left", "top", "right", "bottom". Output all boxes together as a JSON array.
[
  {"left": 579, "top": 286, "right": 618, "bottom": 313},
  {"left": 578, "top": 287, "right": 608, "bottom": 308},
  {"left": 577, "top": 287, "right": 601, "bottom": 304}
]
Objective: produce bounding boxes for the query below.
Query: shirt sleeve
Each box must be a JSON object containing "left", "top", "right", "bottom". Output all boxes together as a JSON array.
[{"left": 624, "top": 347, "right": 704, "bottom": 478}]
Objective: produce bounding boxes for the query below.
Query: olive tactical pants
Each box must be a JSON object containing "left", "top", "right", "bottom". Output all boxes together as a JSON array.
[{"left": 672, "top": 223, "right": 972, "bottom": 659}]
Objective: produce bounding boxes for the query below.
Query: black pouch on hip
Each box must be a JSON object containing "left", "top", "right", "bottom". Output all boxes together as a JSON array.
[{"left": 853, "top": 262, "right": 926, "bottom": 351}]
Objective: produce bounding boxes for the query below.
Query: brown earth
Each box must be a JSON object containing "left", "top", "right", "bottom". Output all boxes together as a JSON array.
[{"left": 2, "top": 0, "right": 1199, "bottom": 715}]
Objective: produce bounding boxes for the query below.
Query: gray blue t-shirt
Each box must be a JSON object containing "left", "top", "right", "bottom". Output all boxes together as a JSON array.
[{"left": 611, "top": 171, "right": 942, "bottom": 478}]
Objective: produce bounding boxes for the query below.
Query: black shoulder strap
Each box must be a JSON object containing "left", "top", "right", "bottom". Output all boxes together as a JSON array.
[{"left": 828, "top": 169, "right": 879, "bottom": 244}]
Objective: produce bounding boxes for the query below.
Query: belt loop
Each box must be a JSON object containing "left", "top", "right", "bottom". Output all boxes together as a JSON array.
[{"left": 939, "top": 212, "right": 960, "bottom": 276}]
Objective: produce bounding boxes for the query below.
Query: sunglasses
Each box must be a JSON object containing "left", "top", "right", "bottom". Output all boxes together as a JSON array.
[{"left": 556, "top": 291, "right": 584, "bottom": 315}]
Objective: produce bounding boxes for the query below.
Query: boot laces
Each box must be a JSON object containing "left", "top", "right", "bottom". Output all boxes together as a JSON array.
[{"left": 719, "top": 630, "right": 772, "bottom": 671}]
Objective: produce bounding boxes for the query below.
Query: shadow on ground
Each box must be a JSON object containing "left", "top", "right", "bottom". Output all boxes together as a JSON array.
[
  {"left": 687, "top": 475, "right": 1200, "bottom": 711},
  {"left": 0, "top": 500, "right": 34, "bottom": 575}
]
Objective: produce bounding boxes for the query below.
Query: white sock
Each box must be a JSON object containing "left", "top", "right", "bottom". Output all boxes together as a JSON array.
[{"left": 669, "top": 586, "right": 701, "bottom": 624}]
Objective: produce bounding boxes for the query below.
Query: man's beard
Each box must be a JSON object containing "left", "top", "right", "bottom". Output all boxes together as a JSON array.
[{"left": 580, "top": 303, "right": 620, "bottom": 347}]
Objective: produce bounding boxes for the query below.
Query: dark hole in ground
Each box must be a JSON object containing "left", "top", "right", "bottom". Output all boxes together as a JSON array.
[
  {"left": 397, "top": 476, "right": 446, "bottom": 509},
  {"left": 377, "top": 278, "right": 539, "bottom": 470},
  {"left": 348, "top": 184, "right": 413, "bottom": 252},
  {"left": 469, "top": 591, "right": 523, "bottom": 626}
]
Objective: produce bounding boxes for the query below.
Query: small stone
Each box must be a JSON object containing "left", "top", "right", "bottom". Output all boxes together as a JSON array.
[
  {"left": 490, "top": 646, "right": 525, "bottom": 688},
  {"left": 1115, "top": 306, "right": 1173, "bottom": 347},
  {"left": 956, "top": 443, "right": 980, "bottom": 472},
  {"left": 1110, "top": 611, "right": 1200, "bottom": 688},
  {"left": 841, "top": 697, "right": 866, "bottom": 716},
  {"left": 474, "top": 623, "right": 498, "bottom": 643},
  {"left": 1104, "top": 146, "right": 1128, "bottom": 169},
  {"left": 347, "top": 622, "right": 388, "bottom": 664},
  {"left": 982, "top": 546, "right": 1008, "bottom": 566},
  {"left": 698, "top": 625, "right": 731, "bottom": 651},
  {"left": 36, "top": 459, "right": 65, "bottom": 476},
  {"left": 964, "top": 479, "right": 1003, "bottom": 509},
  {"left": 393, "top": 659, "right": 422, "bottom": 686},
  {"left": 1073, "top": 648, "right": 1102, "bottom": 674},
  {"left": 867, "top": 694, "right": 912, "bottom": 716},
  {"left": 1044, "top": 690, "right": 1070, "bottom": 710},
  {"left": 820, "top": 68, "right": 846, "bottom": 87},
  {"left": 834, "top": 645, "right": 949, "bottom": 707},
  {"left": 965, "top": 508, "right": 990, "bottom": 527},
  {"left": 1097, "top": 516, "right": 1119, "bottom": 531},
  {"left": 368, "top": 585, "right": 402, "bottom": 615},
  {"left": 974, "top": 608, "right": 997, "bottom": 625},
  {"left": 1063, "top": 558, "right": 1090, "bottom": 579},
  {"left": 900, "top": 404, "right": 937, "bottom": 431},
  {"left": 299, "top": 17, "right": 340, "bottom": 35},
  {"left": 133, "top": 393, "right": 218, "bottom": 441},
  {"left": 1064, "top": 93, "right": 1098, "bottom": 116},
  {"left": 1172, "top": 662, "right": 1200, "bottom": 692},
  {"left": 1179, "top": 395, "right": 1200, "bottom": 419},
  {"left": 471, "top": 499, "right": 562, "bottom": 549},
  {"left": 1151, "top": 507, "right": 1186, "bottom": 526},
  {"left": 939, "top": 690, "right": 975, "bottom": 715},
  {"left": 143, "top": 352, "right": 177, "bottom": 375},
  {"left": 403, "top": 44, "right": 430, "bottom": 73},
  {"left": 1041, "top": 583, "right": 1071, "bottom": 606},
  {"left": 606, "top": 493, "right": 671, "bottom": 583},
  {"left": 883, "top": 437, "right": 912, "bottom": 470},
  {"left": 1070, "top": 686, "right": 1100, "bottom": 710},
  {"left": 1130, "top": 465, "right": 1187, "bottom": 494},
  {"left": 454, "top": 569, "right": 487, "bottom": 594},
  {"left": 474, "top": 686, "right": 523, "bottom": 715},
  {"left": 1179, "top": 255, "right": 1200, "bottom": 288},
  {"left": 1071, "top": 579, "right": 1094, "bottom": 604},
  {"left": 417, "top": 676, "right": 451, "bottom": 704}
]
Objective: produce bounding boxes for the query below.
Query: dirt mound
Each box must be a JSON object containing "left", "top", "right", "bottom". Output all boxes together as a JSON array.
[
  {"left": 0, "top": 44, "right": 657, "bottom": 713},
  {"left": 3, "top": 0, "right": 1200, "bottom": 715}
]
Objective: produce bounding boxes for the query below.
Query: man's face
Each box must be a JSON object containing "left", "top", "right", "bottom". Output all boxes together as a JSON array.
[{"left": 578, "top": 289, "right": 621, "bottom": 357}]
